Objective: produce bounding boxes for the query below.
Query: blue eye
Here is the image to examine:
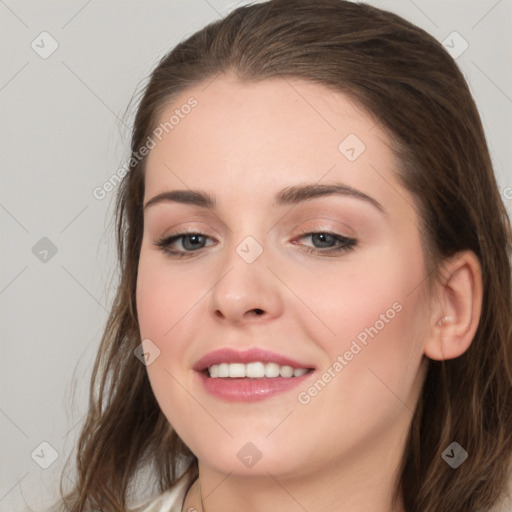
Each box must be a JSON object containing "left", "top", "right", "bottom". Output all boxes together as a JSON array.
[
  {"left": 154, "top": 231, "right": 357, "bottom": 258},
  {"left": 155, "top": 233, "right": 212, "bottom": 257},
  {"left": 297, "top": 231, "right": 357, "bottom": 255}
]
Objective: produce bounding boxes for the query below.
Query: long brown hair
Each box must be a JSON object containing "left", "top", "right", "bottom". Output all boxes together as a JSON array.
[{"left": 55, "top": 1, "right": 512, "bottom": 510}]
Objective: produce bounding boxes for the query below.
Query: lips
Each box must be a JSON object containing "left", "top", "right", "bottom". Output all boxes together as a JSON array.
[{"left": 193, "top": 348, "right": 315, "bottom": 402}]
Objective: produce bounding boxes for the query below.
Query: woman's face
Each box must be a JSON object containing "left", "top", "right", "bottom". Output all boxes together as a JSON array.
[{"left": 136, "top": 74, "right": 431, "bottom": 480}]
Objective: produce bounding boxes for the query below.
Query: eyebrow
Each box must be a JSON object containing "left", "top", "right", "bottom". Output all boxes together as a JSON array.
[{"left": 143, "top": 183, "right": 385, "bottom": 214}]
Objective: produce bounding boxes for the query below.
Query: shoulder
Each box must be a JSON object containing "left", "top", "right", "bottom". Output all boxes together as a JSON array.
[{"left": 127, "top": 476, "right": 191, "bottom": 512}]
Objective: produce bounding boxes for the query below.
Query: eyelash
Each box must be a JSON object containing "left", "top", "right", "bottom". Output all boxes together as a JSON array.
[{"left": 154, "top": 230, "right": 357, "bottom": 259}]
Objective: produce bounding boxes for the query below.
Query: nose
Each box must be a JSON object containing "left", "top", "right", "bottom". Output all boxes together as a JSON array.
[{"left": 208, "top": 240, "right": 284, "bottom": 326}]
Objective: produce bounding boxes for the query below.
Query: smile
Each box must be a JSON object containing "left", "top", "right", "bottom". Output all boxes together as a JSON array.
[{"left": 194, "top": 347, "right": 315, "bottom": 402}]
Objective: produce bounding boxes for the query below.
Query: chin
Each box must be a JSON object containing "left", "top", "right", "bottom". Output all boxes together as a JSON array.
[{"left": 191, "top": 436, "right": 311, "bottom": 478}]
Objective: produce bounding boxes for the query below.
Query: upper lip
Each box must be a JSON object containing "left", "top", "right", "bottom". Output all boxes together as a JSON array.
[{"left": 193, "top": 348, "right": 315, "bottom": 372}]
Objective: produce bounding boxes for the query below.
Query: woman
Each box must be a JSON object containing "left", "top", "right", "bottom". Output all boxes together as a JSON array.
[{"left": 54, "top": 0, "right": 512, "bottom": 511}]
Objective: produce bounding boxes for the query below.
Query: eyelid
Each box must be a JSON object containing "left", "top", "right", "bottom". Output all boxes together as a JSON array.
[
  {"left": 156, "top": 222, "right": 221, "bottom": 240},
  {"left": 291, "top": 216, "right": 356, "bottom": 237},
  {"left": 294, "top": 227, "right": 355, "bottom": 240}
]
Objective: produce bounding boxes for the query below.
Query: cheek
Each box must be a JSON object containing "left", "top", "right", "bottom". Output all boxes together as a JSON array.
[
  {"left": 136, "top": 251, "right": 196, "bottom": 345},
  {"left": 298, "top": 245, "right": 428, "bottom": 413},
  {"left": 135, "top": 253, "right": 190, "bottom": 396},
  {"left": 291, "top": 245, "right": 423, "bottom": 343},
  {"left": 135, "top": 252, "right": 203, "bottom": 435},
  {"left": 292, "top": 241, "right": 428, "bottom": 389}
]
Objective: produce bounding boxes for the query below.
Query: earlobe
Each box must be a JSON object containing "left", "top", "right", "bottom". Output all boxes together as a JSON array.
[{"left": 424, "top": 251, "right": 483, "bottom": 361}]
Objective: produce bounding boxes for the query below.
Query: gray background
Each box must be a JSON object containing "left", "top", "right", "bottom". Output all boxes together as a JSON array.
[{"left": 1, "top": 0, "right": 511, "bottom": 510}]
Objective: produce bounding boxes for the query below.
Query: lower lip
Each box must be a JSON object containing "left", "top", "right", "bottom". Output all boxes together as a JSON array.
[{"left": 196, "top": 370, "right": 313, "bottom": 402}]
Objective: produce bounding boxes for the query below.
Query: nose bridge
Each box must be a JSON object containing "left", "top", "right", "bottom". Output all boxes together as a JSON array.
[{"left": 219, "top": 203, "right": 272, "bottom": 267}]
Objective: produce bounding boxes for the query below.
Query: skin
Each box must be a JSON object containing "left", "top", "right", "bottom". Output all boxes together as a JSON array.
[{"left": 136, "top": 73, "right": 482, "bottom": 512}]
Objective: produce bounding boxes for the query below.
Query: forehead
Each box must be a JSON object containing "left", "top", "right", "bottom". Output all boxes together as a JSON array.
[
  {"left": 143, "top": 74, "right": 411, "bottom": 217},
  {"left": 149, "top": 74, "right": 382, "bottom": 161}
]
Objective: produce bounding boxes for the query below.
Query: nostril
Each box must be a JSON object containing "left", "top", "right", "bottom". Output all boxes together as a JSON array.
[{"left": 253, "top": 308, "right": 264, "bottom": 315}]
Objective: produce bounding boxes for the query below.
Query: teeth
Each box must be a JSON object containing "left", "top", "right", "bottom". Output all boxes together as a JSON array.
[
  {"left": 265, "top": 362, "right": 280, "bottom": 378},
  {"left": 229, "top": 363, "right": 245, "bottom": 378},
  {"left": 218, "top": 363, "right": 229, "bottom": 378},
  {"left": 207, "top": 362, "right": 310, "bottom": 379},
  {"left": 246, "top": 362, "right": 265, "bottom": 378}
]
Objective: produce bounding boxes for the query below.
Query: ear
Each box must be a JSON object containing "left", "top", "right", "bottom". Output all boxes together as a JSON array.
[{"left": 424, "top": 250, "right": 483, "bottom": 361}]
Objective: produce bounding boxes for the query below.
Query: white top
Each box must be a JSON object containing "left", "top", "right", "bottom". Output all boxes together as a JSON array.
[{"left": 128, "top": 477, "right": 190, "bottom": 512}]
